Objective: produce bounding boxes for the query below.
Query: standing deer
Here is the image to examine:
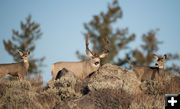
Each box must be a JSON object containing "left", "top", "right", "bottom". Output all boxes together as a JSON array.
[
  {"left": 131, "top": 54, "right": 167, "bottom": 81},
  {"left": 49, "top": 35, "right": 109, "bottom": 83},
  {"left": 0, "top": 50, "right": 30, "bottom": 81}
]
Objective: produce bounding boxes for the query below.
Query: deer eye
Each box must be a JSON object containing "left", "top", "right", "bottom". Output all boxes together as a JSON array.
[{"left": 95, "top": 62, "right": 99, "bottom": 65}]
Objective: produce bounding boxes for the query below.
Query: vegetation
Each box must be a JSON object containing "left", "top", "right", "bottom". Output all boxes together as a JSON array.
[
  {"left": 76, "top": 0, "right": 180, "bottom": 75},
  {"left": 76, "top": 0, "right": 135, "bottom": 65},
  {"left": 0, "top": 64, "right": 179, "bottom": 109},
  {"left": 1, "top": 0, "right": 179, "bottom": 109}
]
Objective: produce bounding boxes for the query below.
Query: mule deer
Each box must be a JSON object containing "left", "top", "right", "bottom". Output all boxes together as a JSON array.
[
  {"left": 49, "top": 35, "right": 109, "bottom": 83},
  {"left": 131, "top": 54, "right": 167, "bottom": 81},
  {"left": 0, "top": 50, "right": 30, "bottom": 81}
]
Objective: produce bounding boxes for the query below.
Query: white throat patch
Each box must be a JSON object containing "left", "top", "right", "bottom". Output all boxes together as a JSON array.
[{"left": 159, "top": 66, "right": 164, "bottom": 69}]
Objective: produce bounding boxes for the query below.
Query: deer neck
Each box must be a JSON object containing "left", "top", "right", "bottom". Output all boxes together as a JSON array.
[
  {"left": 23, "top": 60, "right": 29, "bottom": 69},
  {"left": 81, "top": 60, "right": 93, "bottom": 79},
  {"left": 158, "top": 66, "right": 164, "bottom": 69}
]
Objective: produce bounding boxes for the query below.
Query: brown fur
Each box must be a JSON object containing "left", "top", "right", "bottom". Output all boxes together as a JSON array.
[
  {"left": 132, "top": 54, "right": 167, "bottom": 81},
  {"left": 48, "top": 35, "right": 109, "bottom": 84},
  {"left": 0, "top": 50, "right": 30, "bottom": 81}
]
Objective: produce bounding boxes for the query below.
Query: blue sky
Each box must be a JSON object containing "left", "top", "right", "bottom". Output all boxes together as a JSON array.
[{"left": 0, "top": 0, "right": 180, "bottom": 82}]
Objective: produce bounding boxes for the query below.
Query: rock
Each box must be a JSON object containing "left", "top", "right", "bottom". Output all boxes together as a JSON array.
[
  {"left": 48, "top": 68, "right": 82, "bottom": 103},
  {"left": 88, "top": 64, "right": 142, "bottom": 95},
  {"left": 48, "top": 68, "right": 78, "bottom": 87},
  {"left": 49, "top": 64, "right": 142, "bottom": 108},
  {"left": 49, "top": 64, "right": 142, "bottom": 95}
]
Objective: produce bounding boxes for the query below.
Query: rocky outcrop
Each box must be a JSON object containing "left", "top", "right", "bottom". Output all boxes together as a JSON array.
[
  {"left": 87, "top": 64, "right": 142, "bottom": 95},
  {"left": 1, "top": 64, "right": 177, "bottom": 109},
  {"left": 53, "top": 64, "right": 142, "bottom": 109}
]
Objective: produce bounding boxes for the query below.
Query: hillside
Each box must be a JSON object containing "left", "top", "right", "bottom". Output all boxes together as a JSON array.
[{"left": 0, "top": 64, "right": 179, "bottom": 109}]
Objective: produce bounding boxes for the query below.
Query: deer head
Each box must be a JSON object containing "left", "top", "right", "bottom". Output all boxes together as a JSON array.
[
  {"left": 154, "top": 54, "right": 167, "bottom": 69},
  {"left": 85, "top": 34, "right": 109, "bottom": 68},
  {"left": 18, "top": 50, "right": 30, "bottom": 63}
]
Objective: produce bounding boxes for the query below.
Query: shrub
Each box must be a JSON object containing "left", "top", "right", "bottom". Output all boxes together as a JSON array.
[
  {"left": 129, "top": 94, "right": 164, "bottom": 109},
  {"left": 27, "top": 74, "right": 44, "bottom": 92},
  {"left": 37, "top": 89, "right": 60, "bottom": 109},
  {"left": 76, "top": 88, "right": 132, "bottom": 109},
  {"left": 48, "top": 79, "right": 82, "bottom": 102},
  {"left": 140, "top": 79, "right": 170, "bottom": 95},
  {"left": 0, "top": 80, "right": 31, "bottom": 90},
  {"left": 0, "top": 80, "right": 39, "bottom": 109},
  {"left": 165, "top": 76, "right": 180, "bottom": 94}
]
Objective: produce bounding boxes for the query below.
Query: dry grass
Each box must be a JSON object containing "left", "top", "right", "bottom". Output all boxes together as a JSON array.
[
  {"left": 0, "top": 79, "right": 38, "bottom": 109},
  {"left": 165, "top": 76, "right": 180, "bottom": 94},
  {"left": 129, "top": 94, "right": 164, "bottom": 109},
  {"left": 0, "top": 66, "right": 179, "bottom": 109},
  {"left": 140, "top": 75, "right": 180, "bottom": 95},
  {"left": 140, "top": 79, "right": 168, "bottom": 95},
  {"left": 88, "top": 89, "right": 132, "bottom": 109},
  {"left": 0, "top": 74, "right": 81, "bottom": 109}
]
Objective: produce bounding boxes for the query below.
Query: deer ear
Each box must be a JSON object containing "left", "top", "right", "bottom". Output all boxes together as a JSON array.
[
  {"left": 163, "top": 54, "right": 167, "bottom": 60},
  {"left": 86, "top": 49, "right": 94, "bottom": 57},
  {"left": 18, "top": 50, "right": 24, "bottom": 56},
  {"left": 98, "top": 51, "right": 108, "bottom": 58},
  {"left": 153, "top": 54, "right": 159, "bottom": 60},
  {"left": 27, "top": 50, "right": 30, "bottom": 55}
]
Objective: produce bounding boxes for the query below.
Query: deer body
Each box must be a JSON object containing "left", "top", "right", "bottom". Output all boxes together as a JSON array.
[
  {"left": 132, "top": 54, "right": 167, "bottom": 81},
  {"left": 0, "top": 62, "right": 28, "bottom": 77},
  {"left": 52, "top": 59, "right": 100, "bottom": 80},
  {"left": 49, "top": 35, "right": 109, "bottom": 83},
  {"left": 0, "top": 50, "right": 30, "bottom": 81},
  {"left": 133, "top": 66, "right": 163, "bottom": 81}
]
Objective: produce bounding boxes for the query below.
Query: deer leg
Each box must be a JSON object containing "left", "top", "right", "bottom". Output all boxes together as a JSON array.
[
  {"left": 134, "top": 70, "right": 141, "bottom": 80},
  {"left": 18, "top": 73, "right": 24, "bottom": 81},
  {"left": 0, "top": 74, "right": 4, "bottom": 80},
  {"left": 151, "top": 71, "right": 156, "bottom": 80}
]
